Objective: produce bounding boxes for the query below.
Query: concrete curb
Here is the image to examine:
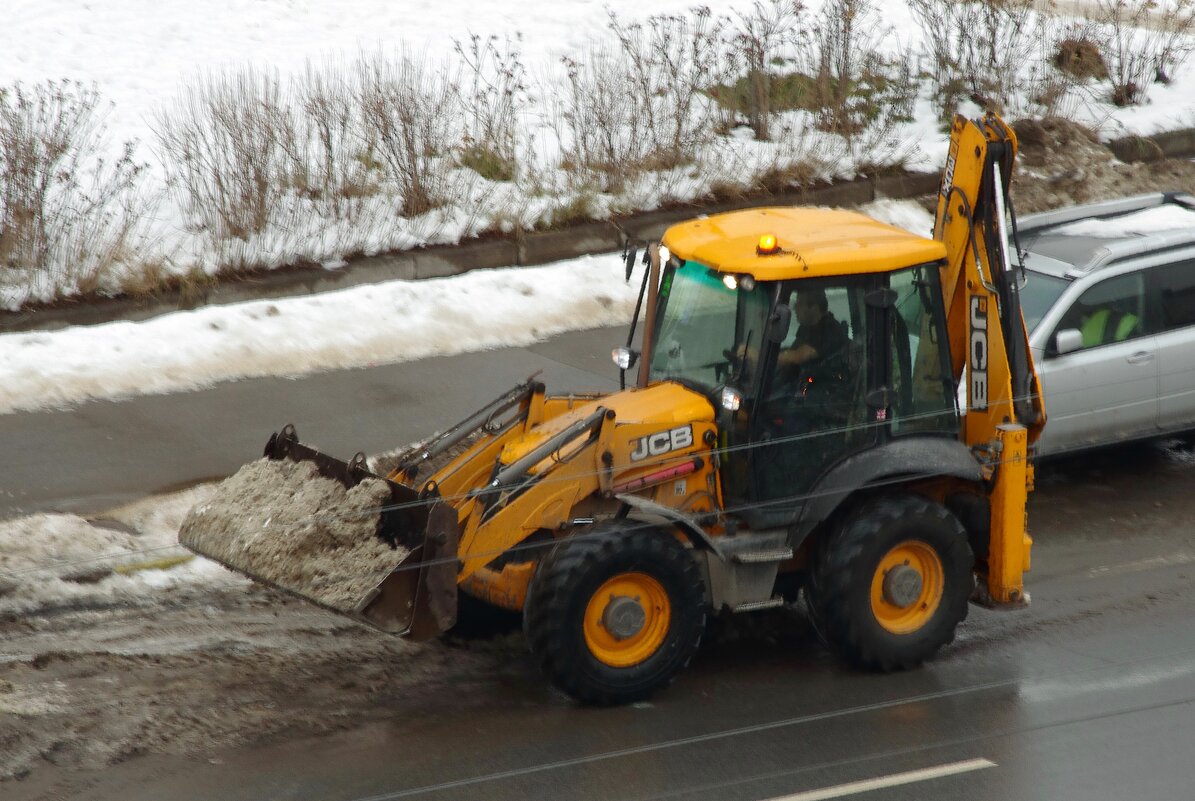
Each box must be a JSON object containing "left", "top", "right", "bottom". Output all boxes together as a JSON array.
[{"left": 6, "top": 122, "right": 1192, "bottom": 333}]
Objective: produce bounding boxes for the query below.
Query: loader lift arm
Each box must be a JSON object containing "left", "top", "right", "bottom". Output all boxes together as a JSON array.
[{"left": 933, "top": 113, "right": 1046, "bottom": 606}]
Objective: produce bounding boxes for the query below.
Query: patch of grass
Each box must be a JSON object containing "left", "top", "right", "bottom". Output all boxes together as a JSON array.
[
  {"left": 708, "top": 72, "right": 819, "bottom": 116},
  {"left": 1054, "top": 38, "right": 1109, "bottom": 81},
  {"left": 708, "top": 69, "right": 911, "bottom": 134},
  {"left": 118, "top": 258, "right": 175, "bottom": 299},
  {"left": 753, "top": 160, "right": 820, "bottom": 195},
  {"left": 540, "top": 192, "right": 596, "bottom": 230},
  {"left": 459, "top": 144, "right": 516, "bottom": 182},
  {"left": 707, "top": 180, "right": 751, "bottom": 203}
]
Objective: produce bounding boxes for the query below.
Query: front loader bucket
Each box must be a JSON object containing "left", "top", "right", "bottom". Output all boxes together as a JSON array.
[{"left": 179, "top": 425, "right": 459, "bottom": 640}]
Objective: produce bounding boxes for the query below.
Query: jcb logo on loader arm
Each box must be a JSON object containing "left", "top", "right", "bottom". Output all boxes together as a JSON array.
[
  {"left": 940, "top": 153, "right": 957, "bottom": 199},
  {"left": 630, "top": 425, "right": 694, "bottom": 462},
  {"left": 970, "top": 296, "right": 988, "bottom": 411}
]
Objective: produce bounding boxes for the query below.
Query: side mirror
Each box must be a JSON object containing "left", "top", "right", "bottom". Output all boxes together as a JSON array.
[
  {"left": 1053, "top": 328, "right": 1083, "bottom": 356},
  {"left": 623, "top": 246, "right": 639, "bottom": 281},
  {"left": 767, "top": 302, "right": 792, "bottom": 344},
  {"left": 612, "top": 347, "right": 640, "bottom": 370}
]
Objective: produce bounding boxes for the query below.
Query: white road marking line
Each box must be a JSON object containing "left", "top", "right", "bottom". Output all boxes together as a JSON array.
[{"left": 765, "top": 757, "right": 997, "bottom": 801}]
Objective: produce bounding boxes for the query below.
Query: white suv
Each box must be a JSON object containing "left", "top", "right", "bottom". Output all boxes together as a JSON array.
[{"left": 1018, "top": 192, "right": 1195, "bottom": 456}]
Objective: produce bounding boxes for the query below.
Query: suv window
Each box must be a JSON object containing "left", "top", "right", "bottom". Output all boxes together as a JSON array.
[
  {"left": 1151, "top": 260, "right": 1195, "bottom": 332},
  {"left": 1053, "top": 272, "right": 1147, "bottom": 352}
]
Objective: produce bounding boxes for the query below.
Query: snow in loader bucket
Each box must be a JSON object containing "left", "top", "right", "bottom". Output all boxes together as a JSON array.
[{"left": 178, "top": 424, "right": 459, "bottom": 639}]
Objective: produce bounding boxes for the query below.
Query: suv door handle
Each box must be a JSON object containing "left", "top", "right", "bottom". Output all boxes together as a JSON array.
[{"left": 1126, "top": 351, "right": 1154, "bottom": 365}]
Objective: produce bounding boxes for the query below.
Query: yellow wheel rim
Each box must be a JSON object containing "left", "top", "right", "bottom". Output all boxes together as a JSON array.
[
  {"left": 869, "top": 540, "right": 944, "bottom": 635},
  {"left": 583, "top": 572, "right": 671, "bottom": 668}
]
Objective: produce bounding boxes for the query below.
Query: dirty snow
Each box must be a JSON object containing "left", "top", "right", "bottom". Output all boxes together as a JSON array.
[
  {"left": 0, "top": 477, "right": 521, "bottom": 783},
  {"left": 0, "top": 484, "right": 245, "bottom": 618},
  {"left": 180, "top": 459, "right": 407, "bottom": 611}
]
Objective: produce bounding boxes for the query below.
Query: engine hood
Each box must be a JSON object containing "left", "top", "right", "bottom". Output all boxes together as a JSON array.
[{"left": 499, "top": 382, "right": 715, "bottom": 465}]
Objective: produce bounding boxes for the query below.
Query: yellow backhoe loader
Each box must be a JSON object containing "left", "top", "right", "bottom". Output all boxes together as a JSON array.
[{"left": 181, "top": 112, "right": 1045, "bottom": 705}]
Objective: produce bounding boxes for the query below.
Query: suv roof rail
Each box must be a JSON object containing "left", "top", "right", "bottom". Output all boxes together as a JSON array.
[
  {"left": 1017, "top": 192, "right": 1170, "bottom": 235},
  {"left": 1076, "top": 230, "right": 1195, "bottom": 276}
]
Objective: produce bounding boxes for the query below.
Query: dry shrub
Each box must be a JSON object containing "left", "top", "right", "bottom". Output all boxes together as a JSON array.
[
  {"left": 1089, "top": 0, "right": 1195, "bottom": 105},
  {"left": 555, "top": 9, "right": 730, "bottom": 194},
  {"left": 553, "top": 47, "right": 651, "bottom": 194},
  {"left": 910, "top": 0, "right": 1064, "bottom": 122},
  {"left": 606, "top": 7, "right": 728, "bottom": 165},
  {"left": 455, "top": 34, "right": 526, "bottom": 182},
  {"left": 156, "top": 53, "right": 472, "bottom": 274},
  {"left": 356, "top": 51, "right": 462, "bottom": 217},
  {"left": 155, "top": 67, "right": 297, "bottom": 242},
  {"left": 0, "top": 80, "right": 147, "bottom": 302},
  {"left": 726, "top": 0, "right": 808, "bottom": 141},
  {"left": 802, "top": 0, "right": 918, "bottom": 171},
  {"left": 294, "top": 62, "right": 380, "bottom": 219}
]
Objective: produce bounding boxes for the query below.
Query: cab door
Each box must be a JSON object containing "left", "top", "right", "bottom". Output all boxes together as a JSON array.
[{"left": 742, "top": 276, "right": 877, "bottom": 527}]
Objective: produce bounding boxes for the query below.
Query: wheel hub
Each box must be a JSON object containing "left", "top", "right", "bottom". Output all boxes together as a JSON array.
[
  {"left": 602, "top": 595, "right": 647, "bottom": 640},
  {"left": 882, "top": 564, "right": 924, "bottom": 609}
]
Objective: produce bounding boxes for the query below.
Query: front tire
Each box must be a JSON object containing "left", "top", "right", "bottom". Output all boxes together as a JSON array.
[
  {"left": 524, "top": 522, "right": 706, "bottom": 705},
  {"left": 811, "top": 495, "right": 973, "bottom": 671}
]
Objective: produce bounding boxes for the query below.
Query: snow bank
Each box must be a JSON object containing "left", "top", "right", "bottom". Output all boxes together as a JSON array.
[
  {"left": 0, "top": 252, "right": 638, "bottom": 414},
  {"left": 0, "top": 485, "right": 245, "bottom": 615}
]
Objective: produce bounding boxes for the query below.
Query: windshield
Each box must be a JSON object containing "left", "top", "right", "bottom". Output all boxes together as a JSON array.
[
  {"left": 649, "top": 260, "right": 769, "bottom": 392},
  {"left": 1020, "top": 269, "right": 1070, "bottom": 333}
]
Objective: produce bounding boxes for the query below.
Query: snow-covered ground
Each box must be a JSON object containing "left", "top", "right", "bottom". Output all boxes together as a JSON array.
[
  {"left": 0, "top": 251, "right": 640, "bottom": 414},
  {"left": 2, "top": 0, "right": 1194, "bottom": 308},
  {"left": 0, "top": 484, "right": 240, "bottom": 619},
  {"left": 8, "top": 0, "right": 1189, "bottom": 173}
]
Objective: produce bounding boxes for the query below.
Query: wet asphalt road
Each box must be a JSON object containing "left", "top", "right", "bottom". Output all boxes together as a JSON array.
[
  {"left": 0, "top": 326, "right": 626, "bottom": 519},
  {"left": 7, "top": 329, "right": 1195, "bottom": 801}
]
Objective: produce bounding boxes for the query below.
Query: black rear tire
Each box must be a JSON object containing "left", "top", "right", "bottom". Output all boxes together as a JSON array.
[
  {"left": 811, "top": 495, "right": 973, "bottom": 671},
  {"left": 524, "top": 522, "right": 706, "bottom": 705}
]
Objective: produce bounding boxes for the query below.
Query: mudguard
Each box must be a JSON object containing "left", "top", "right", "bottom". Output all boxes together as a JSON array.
[{"left": 792, "top": 436, "right": 982, "bottom": 546}]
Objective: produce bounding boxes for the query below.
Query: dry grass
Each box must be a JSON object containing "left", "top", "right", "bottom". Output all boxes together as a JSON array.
[
  {"left": 0, "top": 80, "right": 148, "bottom": 303},
  {"left": 1088, "top": 0, "right": 1195, "bottom": 105}
]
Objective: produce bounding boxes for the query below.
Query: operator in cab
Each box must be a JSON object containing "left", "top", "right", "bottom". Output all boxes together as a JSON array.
[{"left": 776, "top": 287, "right": 849, "bottom": 386}]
